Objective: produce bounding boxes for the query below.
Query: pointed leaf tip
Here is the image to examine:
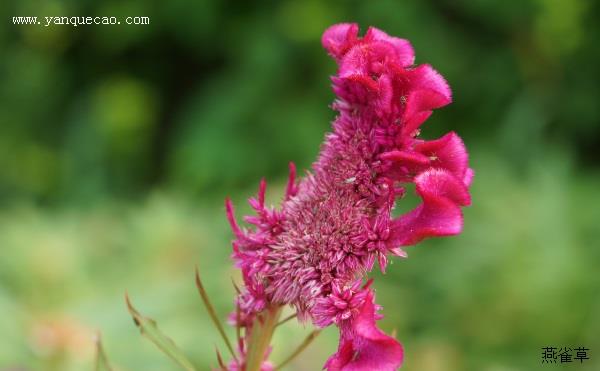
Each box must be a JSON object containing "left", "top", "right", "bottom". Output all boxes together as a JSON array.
[
  {"left": 94, "top": 332, "right": 114, "bottom": 371},
  {"left": 215, "top": 347, "right": 227, "bottom": 370},
  {"left": 125, "top": 293, "right": 198, "bottom": 371},
  {"left": 195, "top": 267, "right": 237, "bottom": 361},
  {"left": 231, "top": 278, "right": 241, "bottom": 295}
]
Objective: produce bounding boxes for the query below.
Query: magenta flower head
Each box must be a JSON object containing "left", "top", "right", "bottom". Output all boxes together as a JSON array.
[{"left": 225, "top": 23, "right": 473, "bottom": 370}]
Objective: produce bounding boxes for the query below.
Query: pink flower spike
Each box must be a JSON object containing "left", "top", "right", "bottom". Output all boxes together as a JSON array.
[
  {"left": 258, "top": 178, "right": 267, "bottom": 207},
  {"left": 390, "top": 247, "right": 408, "bottom": 258},
  {"left": 285, "top": 162, "right": 298, "bottom": 200},
  {"left": 225, "top": 198, "right": 243, "bottom": 238},
  {"left": 312, "top": 280, "right": 371, "bottom": 328},
  {"left": 324, "top": 290, "right": 403, "bottom": 371}
]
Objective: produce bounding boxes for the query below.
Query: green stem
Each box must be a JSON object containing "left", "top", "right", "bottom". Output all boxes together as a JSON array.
[{"left": 245, "top": 305, "right": 282, "bottom": 371}]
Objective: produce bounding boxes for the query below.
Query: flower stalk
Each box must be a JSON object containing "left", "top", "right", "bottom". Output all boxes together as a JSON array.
[{"left": 245, "top": 306, "right": 282, "bottom": 371}]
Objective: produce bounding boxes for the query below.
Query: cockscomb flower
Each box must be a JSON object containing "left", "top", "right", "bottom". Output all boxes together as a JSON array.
[{"left": 222, "top": 23, "right": 473, "bottom": 370}]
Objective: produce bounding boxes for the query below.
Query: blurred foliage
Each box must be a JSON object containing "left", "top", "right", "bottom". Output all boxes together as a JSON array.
[{"left": 0, "top": 0, "right": 599, "bottom": 370}]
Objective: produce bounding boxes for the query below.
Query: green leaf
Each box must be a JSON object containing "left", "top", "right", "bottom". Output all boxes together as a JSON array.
[
  {"left": 125, "top": 294, "right": 198, "bottom": 371},
  {"left": 275, "top": 330, "right": 321, "bottom": 370},
  {"left": 94, "top": 333, "right": 115, "bottom": 371},
  {"left": 195, "top": 267, "right": 237, "bottom": 360}
]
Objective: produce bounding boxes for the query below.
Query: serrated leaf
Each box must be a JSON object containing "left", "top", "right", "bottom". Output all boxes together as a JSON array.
[
  {"left": 94, "top": 333, "right": 114, "bottom": 371},
  {"left": 125, "top": 294, "right": 198, "bottom": 371}
]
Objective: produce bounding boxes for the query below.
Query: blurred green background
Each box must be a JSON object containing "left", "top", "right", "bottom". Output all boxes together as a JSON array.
[{"left": 1, "top": 0, "right": 599, "bottom": 370}]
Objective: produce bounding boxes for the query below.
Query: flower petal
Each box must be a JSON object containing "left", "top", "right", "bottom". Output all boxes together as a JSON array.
[
  {"left": 390, "top": 169, "right": 469, "bottom": 246},
  {"left": 322, "top": 23, "right": 360, "bottom": 61},
  {"left": 414, "top": 131, "right": 469, "bottom": 181},
  {"left": 365, "top": 27, "right": 415, "bottom": 67},
  {"left": 409, "top": 64, "right": 452, "bottom": 103},
  {"left": 401, "top": 65, "right": 452, "bottom": 135},
  {"left": 325, "top": 290, "right": 403, "bottom": 371},
  {"left": 380, "top": 132, "right": 471, "bottom": 186}
]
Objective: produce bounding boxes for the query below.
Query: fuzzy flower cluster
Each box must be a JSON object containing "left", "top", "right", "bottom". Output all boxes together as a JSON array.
[{"left": 226, "top": 23, "right": 473, "bottom": 370}]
